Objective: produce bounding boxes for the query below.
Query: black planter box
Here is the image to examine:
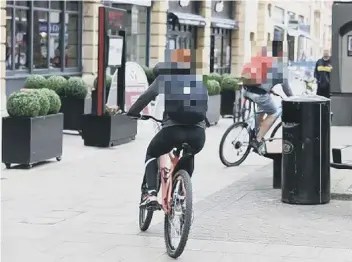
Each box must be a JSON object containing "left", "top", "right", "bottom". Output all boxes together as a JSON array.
[
  {"left": 2, "top": 113, "right": 64, "bottom": 168},
  {"left": 60, "top": 97, "right": 91, "bottom": 131},
  {"left": 220, "top": 89, "right": 237, "bottom": 116},
  {"left": 81, "top": 114, "right": 137, "bottom": 147},
  {"left": 206, "top": 94, "right": 221, "bottom": 125}
]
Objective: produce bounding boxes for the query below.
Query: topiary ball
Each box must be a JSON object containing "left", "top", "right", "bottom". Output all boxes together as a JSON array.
[
  {"left": 66, "top": 77, "right": 87, "bottom": 99},
  {"left": 40, "top": 88, "right": 62, "bottom": 114},
  {"left": 46, "top": 76, "right": 67, "bottom": 96},
  {"left": 24, "top": 75, "right": 47, "bottom": 89},
  {"left": 208, "top": 73, "right": 222, "bottom": 84},
  {"left": 93, "top": 75, "right": 113, "bottom": 90},
  {"left": 221, "top": 76, "right": 239, "bottom": 91},
  {"left": 34, "top": 90, "right": 50, "bottom": 116},
  {"left": 7, "top": 91, "right": 41, "bottom": 117},
  {"left": 206, "top": 80, "right": 221, "bottom": 96}
]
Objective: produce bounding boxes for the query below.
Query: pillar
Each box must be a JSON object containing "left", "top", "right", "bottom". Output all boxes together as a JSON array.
[
  {"left": 196, "top": 0, "right": 211, "bottom": 75},
  {"left": 82, "top": 0, "right": 100, "bottom": 90},
  {"left": 149, "top": 1, "right": 167, "bottom": 67}
]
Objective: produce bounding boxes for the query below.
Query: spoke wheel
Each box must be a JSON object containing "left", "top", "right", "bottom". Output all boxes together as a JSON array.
[
  {"left": 219, "top": 122, "right": 252, "bottom": 167},
  {"left": 164, "top": 170, "right": 192, "bottom": 258}
]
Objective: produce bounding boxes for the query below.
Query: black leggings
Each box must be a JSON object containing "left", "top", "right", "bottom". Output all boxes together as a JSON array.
[{"left": 142, "top": 125, "right": 206, "bottom": 191}]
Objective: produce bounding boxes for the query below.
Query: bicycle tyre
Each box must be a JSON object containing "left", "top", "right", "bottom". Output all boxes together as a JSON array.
[
  {"left": 219, "top": 122, "right": 252, "bottom": 167},
  {"left": 139, "top": 205, "right": 153, "bottom": 232},
  {"left": 164, "top": 170, "right": 193, "bottom": 258},
  {"left": 139, "top": 170, "right": 160, "bottom": 232},
  {"left": 241, "top": 99, "right": 252, "bottom": 122},
  {"left": 269, "top": 122, "right": 282, "bottom": 141}
]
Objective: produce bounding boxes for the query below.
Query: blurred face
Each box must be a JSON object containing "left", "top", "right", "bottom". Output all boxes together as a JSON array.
[{"left": 323, "top": 50, "right": 330, "bottom": 60}]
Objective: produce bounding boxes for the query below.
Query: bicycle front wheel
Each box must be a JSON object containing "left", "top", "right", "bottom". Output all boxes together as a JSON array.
[
  {"left": 219, "top": 122, "right": 252, "bottom": 167},
  {"left": 164, "top": 170, "right": 193, "bottom": 258}
]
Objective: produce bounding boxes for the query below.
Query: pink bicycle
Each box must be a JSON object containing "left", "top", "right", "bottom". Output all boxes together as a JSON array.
[{"left": 137, "top": 115, "right": 194, "bottom": 259}]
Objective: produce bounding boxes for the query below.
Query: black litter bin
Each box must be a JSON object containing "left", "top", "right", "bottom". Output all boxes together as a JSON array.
[{"left": 281, "top": 95, "right": 331, "bottom": 205}]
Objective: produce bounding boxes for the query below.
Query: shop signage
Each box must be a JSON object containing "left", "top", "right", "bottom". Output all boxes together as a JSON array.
[
  {"left": 124, "top": 62, "right": 150, "bottom": 114},
  {"left": 108, "top": 62, "right": 150, "bottom": 114},
  {"left": 39, "top": 23, "right": 61, "bottom": 34},
  {"left": 179, "top": 0, "right": 190, "bottom": 7},
  {"left": 215, "top": 1, "right": 224, "bottom": 13}
]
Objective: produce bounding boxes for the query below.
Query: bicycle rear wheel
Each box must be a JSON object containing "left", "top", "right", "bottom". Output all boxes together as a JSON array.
[
  {"left": 219, "top": 122, "right": 252, "bottom": 167},
  {"left": 164, "top": 170, "right": 192, "bottom": 258}
]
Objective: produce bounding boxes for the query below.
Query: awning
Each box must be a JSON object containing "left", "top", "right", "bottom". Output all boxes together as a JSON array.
[
  {"left": 287, "top": 28, "right": 318, "bottom": 42},
  {"left": 168, "top": 12, "right": 206, "bottom": 27},
  {"left": 211, "top": 17, "right": 238, "bottom": 29},
  {"left": 110, "top": 0, "right": 151, "bottom": 6},
  {"left": 273, "top": 22, "right": 287, "bottom": 31}
]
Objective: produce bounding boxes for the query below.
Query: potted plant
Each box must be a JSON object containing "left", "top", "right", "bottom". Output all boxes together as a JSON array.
[
  {"left": 208, "top": 72, "right": 222, "bottom": 84},
  {"left": 92, "top": 75, "right": 112, "bottom": 104},
  {"left": 54, "top": 76, "right": 90, "bottom": 133},
  {"left": 24, "top": 74, "right": 47, "bottom": 89},
  {"left": 220, "top": 75, "right": 239, "bottom": 117},
  {"left": 204, "top": 77, "right": 221, "bottom": 125},
  {"left": 2, "top": 88, "right": 63, "bottom": 169},
  {"left": 81, "top": 105, "right": 137, "bottom": 148}
]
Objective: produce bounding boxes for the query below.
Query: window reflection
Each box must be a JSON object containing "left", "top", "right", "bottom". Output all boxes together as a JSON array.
[
  {"left": 65, "top": 13, "right": 78, "bottom": 67},
  {"left": 11, "top": 9, "right": 29, "bottom": 70},
  {"left": 49, "top": 12, "right": 61, "bottom": 68},
  {"left": 33, "top": 10, "right": 49, "bottom": 69},
  {"left": 6, "top": 8, "right": 12, "bottom": 69}
]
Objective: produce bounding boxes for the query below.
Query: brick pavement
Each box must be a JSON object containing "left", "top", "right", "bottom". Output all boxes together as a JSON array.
[{"left": 2, "top": 120, "right": 352, "bottom": 262}]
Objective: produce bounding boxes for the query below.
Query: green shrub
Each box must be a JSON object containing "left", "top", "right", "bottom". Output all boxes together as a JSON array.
[
  {"left": 206, "top": 80, "right": 221, "bottom": 96},
  {"left": 221, "top": 73, "right": 231, "bottom": 82},
  {"left": 142, "top": 66, "right": 155, "bottom": 85},
  {"left": 46, "top": 76, "right": 67, "bottom": 96},
  {"left": 93, "top": 75, "right": 113, "bottom": 90},
  {"left": 221, "top": 76, "right": 239, "bottom": 91},
  {"left": 66, "top": 77, "right": 87, "bottom": 99},
  {"left": 34, "top": 90, "right": 50, "bottom": 116},
  {"left": 7, "top": 91, "right": 41, "bottom": 117},
  {"left": 208, "top": 72, "right": 222, "bottom": 83},
  {"left": 24, "top": 75, "right": 47, "bottom": 89},
  {"left": 40, "top": 88, "right": 61, "bottom": 114}
]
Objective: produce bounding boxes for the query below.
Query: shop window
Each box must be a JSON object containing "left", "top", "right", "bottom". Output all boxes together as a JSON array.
[
  {"left": 167, "top": 24, "right": 197, "bottom": 51},
  {"left": 210, "top": 28, "right": 231, "bottom": 74},
  {"left": 6, "top": 0, "right": 82, "bottom": 74},
  {"left": 111, "top": 4, "right": 149, "bottom": 66}
]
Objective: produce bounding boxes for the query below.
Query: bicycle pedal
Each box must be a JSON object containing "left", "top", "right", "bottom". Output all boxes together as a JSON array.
[{"left": 146, "top": 203, "right": 162, "bottom": 211}]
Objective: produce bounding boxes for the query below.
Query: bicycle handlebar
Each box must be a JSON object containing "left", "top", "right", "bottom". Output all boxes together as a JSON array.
[{"left": 128, "top": 114, "right": 163, "bottom": 123}]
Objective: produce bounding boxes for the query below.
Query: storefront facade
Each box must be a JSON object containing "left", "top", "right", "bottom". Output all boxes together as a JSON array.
[
  {"left": 166, "top": 0, "right": 205, "bottom": 52},
  {"left": 4, "top": 0, "right": 83, "bottom": 95},
  {"left": 111, "top": 0, "right": 151, "bottom": 66},
  {"left": 210, "top": 0, "right": 237, "bottom": 74}
]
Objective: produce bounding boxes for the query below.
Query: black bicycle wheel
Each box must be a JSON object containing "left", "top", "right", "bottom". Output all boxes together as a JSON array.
[
  {"left": 241, "top": 99, "right": 252, "bottom": 122},
  {"left": 164, "top": 170, "right": 193, "bottom": 258},
  {"left": 219, "top": 122, "right": 252, "bottom": 167},
  {"left": 139, "top": 204, "right": 154, "bottom": 232},
  {"left": 269, "top": 122, "right": 282, "bottom": 141}
]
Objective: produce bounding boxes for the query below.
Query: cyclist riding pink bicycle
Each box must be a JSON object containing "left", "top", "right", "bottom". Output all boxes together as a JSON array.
[{"left": 127, "top": 50, "right": 208, "bottom": 210}]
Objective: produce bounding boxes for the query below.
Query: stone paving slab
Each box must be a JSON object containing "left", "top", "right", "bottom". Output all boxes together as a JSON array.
[{"left": 2, "top": 120, "right": 352, "bottom": 262}]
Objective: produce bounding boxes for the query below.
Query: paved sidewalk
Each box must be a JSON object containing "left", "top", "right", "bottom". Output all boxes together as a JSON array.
[{"left": 2, "top": 119, "right": 352, "bottom": 262}]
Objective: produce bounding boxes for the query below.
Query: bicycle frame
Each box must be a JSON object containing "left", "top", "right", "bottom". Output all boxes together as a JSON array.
[{"left": 159, "top": 152, "right": 180, "bottom": 214}]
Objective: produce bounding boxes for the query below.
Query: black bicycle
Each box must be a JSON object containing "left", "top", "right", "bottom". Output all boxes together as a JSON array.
[{"left": 219, "top": 92, "right": 283, "bottom": 167}]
